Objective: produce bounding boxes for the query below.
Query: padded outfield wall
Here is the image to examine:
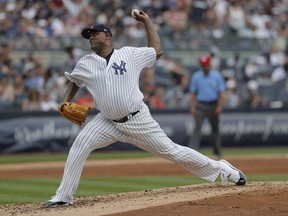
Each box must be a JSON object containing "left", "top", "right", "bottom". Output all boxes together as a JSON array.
[{"left": 0, "top": 110, "right": 287, "bottom": 154}]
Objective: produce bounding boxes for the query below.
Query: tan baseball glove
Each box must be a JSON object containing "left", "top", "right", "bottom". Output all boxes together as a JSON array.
[{"left": 58, "top": 102, "right": 90, "bottom": 126}]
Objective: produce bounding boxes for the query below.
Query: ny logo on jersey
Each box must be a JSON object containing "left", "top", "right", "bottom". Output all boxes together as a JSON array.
[{"left": 112, "top": 61, "right": 127, "bottom": 75}]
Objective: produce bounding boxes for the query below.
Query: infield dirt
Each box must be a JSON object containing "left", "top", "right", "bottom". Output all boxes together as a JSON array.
[{"left": 0, "top": 155, "right": 287, "bottom": 216}]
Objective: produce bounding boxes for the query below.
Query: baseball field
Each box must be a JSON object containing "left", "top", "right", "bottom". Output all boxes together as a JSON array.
[{"left": 0, "top": 147, "right": 287, "bottom": 216}]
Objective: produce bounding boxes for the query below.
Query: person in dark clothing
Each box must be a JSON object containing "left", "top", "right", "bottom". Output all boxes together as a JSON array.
[{"left": 188, "top": 55, "right": 225, "bottom": 158}]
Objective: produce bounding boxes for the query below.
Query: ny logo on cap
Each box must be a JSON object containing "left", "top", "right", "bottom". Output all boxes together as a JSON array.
[
  {"left": 91, "top": 24, "right": 107, "bottom": 32},
  {"left": 112, "top": 61, "right": 127, "bottom": 75}
]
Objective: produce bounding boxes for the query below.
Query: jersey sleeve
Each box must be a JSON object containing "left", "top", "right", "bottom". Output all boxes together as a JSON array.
[
  {"left": 64, "top": 60, "right": 86, "bottom": 87},
  {"left": 131, "top": 47, "right": 156, "bottom": 70}
]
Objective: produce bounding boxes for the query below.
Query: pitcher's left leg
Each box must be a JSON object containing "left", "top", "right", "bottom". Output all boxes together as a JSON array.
[
  {"left": 119, "top": 105, "right": 246, "bottom": 184},
  {"left": 119, "top": 106, "right": 221, "bottom": 182}
]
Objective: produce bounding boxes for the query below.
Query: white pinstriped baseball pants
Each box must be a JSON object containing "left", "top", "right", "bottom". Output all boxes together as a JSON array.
[{"left": 54, "top": 105, "right": 222, "bottom": 203}]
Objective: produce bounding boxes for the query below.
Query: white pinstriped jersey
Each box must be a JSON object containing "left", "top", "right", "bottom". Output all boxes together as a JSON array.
[
  {"left": 52, "top": 47, "right": 243, "bottom": 205},
  {"left": 65, "top": 46, "right": 156, "bottom": 120}
]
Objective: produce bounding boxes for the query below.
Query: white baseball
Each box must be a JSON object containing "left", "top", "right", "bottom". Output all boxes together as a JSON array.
[{"left": 131, "top": 9, "right": 139, "bottom": 18}]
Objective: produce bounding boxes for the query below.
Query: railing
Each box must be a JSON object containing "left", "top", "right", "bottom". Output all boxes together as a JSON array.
[{"left": 1, "top": 34, "right": 263, "bottom": 52}]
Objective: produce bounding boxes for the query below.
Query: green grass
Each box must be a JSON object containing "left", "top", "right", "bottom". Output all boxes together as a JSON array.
[
  {"left": 199, "top": 146, "right": 288, "bottom": 156},
  {"left": 0, "top": 175, "right": 288, "bottom": 205},
  {"left": 0, "top": 151, "right": 154, "bottom": 164},
  {"left": 0, "top": 147, "right": 287, "bottom": 164},
  {"left": 0, "top": 176, "right": 204, "bottom": 205},
  {"left": 0, "top": 147, "right": 287, "bottom": 205}
]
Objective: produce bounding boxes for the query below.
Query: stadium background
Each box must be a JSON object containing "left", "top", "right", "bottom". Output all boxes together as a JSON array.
[
  {"left": 0, "top": 1, "right": 288, "bottom": 215},
  {"left": 0, "top": 0, "right": 287, "bottom": 153}
]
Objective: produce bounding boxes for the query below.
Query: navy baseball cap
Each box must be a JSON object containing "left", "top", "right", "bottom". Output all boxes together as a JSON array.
[{"left": 81, "top": 24, "right": 112, "bottom": 39}]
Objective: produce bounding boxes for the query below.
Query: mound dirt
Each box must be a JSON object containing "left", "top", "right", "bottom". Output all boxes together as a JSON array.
[
  {"left": 0, "top": 155, "right": 287, "bottom": 216},
  {"left": 1, "top": 182, "right": 287, "bottom": 216}
]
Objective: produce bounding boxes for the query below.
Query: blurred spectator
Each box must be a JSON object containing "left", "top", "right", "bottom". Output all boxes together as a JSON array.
[
  {"left": 20, "top": 52, "right": 41, "bottom": 76},
  {"left": 212, "top": 0, "right": 228, "bottom": 26},
  {"left": 76, "top": 88, "right": 94, "bottom": 108},
  {"left": 249, "top": 7, "right": 272, "bottom": 39},
  {"left": 154, "top": 55, "right": 175, "bottom": 74},
  {"left": 273, "top": 24, "right": 287, "bottom": 52},
  {"left": 149, "top": 85, "right": 166, "bottom": 109},
  {"left": 0, "top": 84, "right": 10, "bottom": 109},
  {"left": 0, "top": 75, "right": 14, "bottom": 100},
  {"left": 204, "top": 1, "right": 225, "bottom": 39},
  {"left": 13, "top": 74, "right": 27, "bottom": 109},
  {"left": 209, "top": 46, "right": 221, "bottom": 70},
  {"left": 269, "top": 43, "right": 286, "bottom": 67},
  {"left": 225, "top": 1, "right": 254, "bottom": 38},
  {"left": 55, "top": 71, "right": 69, "bottom": 103},
  {"left": 154, "top": 55, "right": 177, "bottom": 87},
  {"left": 127, "top": 22, "right": 146, "bottom": 39},
  {"left": 165, "top": 59, "right": 190, "bottom": 109},
  {"left": 165, "top": 86, "right": 190, "bottom": 109},
  {"left": 141, "top": 83, "right": 154, "bottom": 107},
  {"left": 0, "top": 57, "right": 17, "bottom": 77},
  {"left": 0, "top": 76, "right": 14, "bottom": 108},
  {"left": 271, "top": 61, "right": 288, "bottom": 84},
  {"left": 244, "top": 56, "right": 261, "bottom": 80},
  {"left": 0, "top": 0, "right": 286, "bottom": 111},
  {"left": 245, "top": 79, "right": 264, "bottom": 108},
  {"left": 62, "top": 0, "right": 89, "bottom": 18},
  {"left": 224, "top": 52, "right": 246, "bottom": 82},
  {"left": 40, "top": 92, "right": 58, "bottom": 111},
  {"left": 24, "top": 66, "right": 44, "bottom": 90},
  {"left": 257, "top": 53, "right": 274, "bottom": 76},
  {"left": 42, "top": 67, "right": 61, "bottom": 101},
  {"left": 190, "top": 0, "right": 208, "bottom": 30},
  {"left": 21, "top": 88, "right": 42, "bottom": 111},
  {"left": 257, "top": 71, "right": 273, "bottom": 86},
  {"left": 169, "top": 59, "right": 189, "bottom": 86},
  {"left": 163, "top": 2, "right": 189, "bottom": 39},
  {"left": 63, "top": 46, "right": 83, "bottom": 72},
  {"left": 224, "top": 78, "right": 241, "bottom": 109}
]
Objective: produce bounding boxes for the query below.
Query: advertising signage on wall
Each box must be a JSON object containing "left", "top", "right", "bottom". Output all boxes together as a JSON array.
[{"left": 0, "top": 112, "right": 287, "bottom": 153}]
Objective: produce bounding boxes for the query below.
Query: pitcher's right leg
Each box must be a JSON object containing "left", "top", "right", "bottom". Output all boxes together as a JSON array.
[{"left": 43, "top": 114, "right": 121, "bottom": 207}]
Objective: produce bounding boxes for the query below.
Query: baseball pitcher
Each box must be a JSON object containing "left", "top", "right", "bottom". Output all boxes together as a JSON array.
[{"left": 43, "top": 9, "right": 246, "bottom": 208}]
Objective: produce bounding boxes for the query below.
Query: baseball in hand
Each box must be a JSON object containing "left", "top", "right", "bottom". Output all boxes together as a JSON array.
[{"left": 131, "top": 9, "right": 140, "bottom": 18}]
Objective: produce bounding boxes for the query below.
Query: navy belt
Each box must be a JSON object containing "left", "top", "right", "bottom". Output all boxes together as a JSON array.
[
  {"left": 113, "top": 111, "right": 139, "bottom": 123},
  {"left": 197, "top": 100, "right": 218, "bottom": 105}
]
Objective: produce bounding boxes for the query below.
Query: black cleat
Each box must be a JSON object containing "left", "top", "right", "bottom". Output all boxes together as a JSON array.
[
  {"left": 236, "top": 171, "right": 247, "bottom": 185},
  {"left": 220, "top": 159, "right": 247, "bottom": 186},
  {"left": 43, "top": 201, "right": 72, "bottom": 208}
]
